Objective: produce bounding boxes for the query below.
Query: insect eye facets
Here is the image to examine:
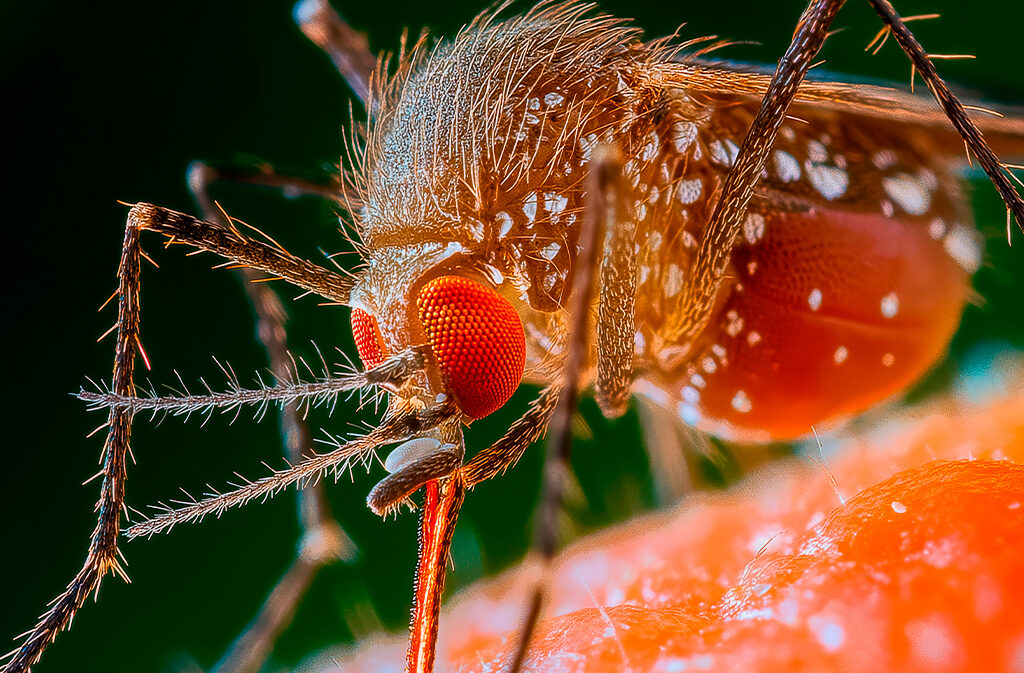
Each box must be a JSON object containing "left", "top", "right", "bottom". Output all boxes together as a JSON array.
[
  {"left": 350, "top": 308, "right": 387, "bottom": 370},
  {"left": 416, "top": 275, "right": 526, "bottom": 419}
]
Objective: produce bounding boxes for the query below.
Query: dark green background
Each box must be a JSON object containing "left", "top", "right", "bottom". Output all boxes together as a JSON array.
[{"left": 2, "top": 1, "right": 1022, "bottom": 671}]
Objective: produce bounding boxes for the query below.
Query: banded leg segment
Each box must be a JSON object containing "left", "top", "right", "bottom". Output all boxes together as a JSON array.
[
  {"left": 666, "top": 0, "right": 847, "bottom": 345},
  {"left": 1, "top": 211, "right": 143, "bottom": 673},
  {"left": 865, "top": 0, "right": 1024, "bottom": 233},
  {"left": 595, "top": 150, "right": 636, "bottom": 418}
]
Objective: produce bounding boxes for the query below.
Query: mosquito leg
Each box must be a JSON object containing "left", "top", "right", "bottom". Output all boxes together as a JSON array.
[
  {"left": 666, "top": 0, "right": 846, "bottom": 345},
  {"left": 1, "top": 211, "right": 143, "bottom": 673},
  {"left": 189, "top": 164, "right": 353, "bottom": 673},
  {"left": 506, "top": 146, "right": 623, "bottom": 673},
  {"left": 126, "top": 203, "right": 354, "bottom": 304},
  {"left": 594, "top": 145, "right": 636, "bottom": 418},
  {"left": 463, "top": 386, "right": 560, "bottom": 488},
  {"left": 210, "top": 545, "right": 331, "bottom": 673},
  {"left": 188, "top": 160, "right": 342, "bottom": 204},
  {"left": 864, "top": 0, "right": 1024, "bottom": 232},
  {"left": 294, "top": 0, "right": 376, "bottom": 106}
]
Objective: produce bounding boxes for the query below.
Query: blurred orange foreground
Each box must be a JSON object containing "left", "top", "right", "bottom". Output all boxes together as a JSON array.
[{"left": 306, "top": 390, "right": 1024, "bottom": 673}]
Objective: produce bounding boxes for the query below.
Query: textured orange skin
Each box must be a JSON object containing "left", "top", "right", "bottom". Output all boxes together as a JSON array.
[
  {"left": 351, "top": 308, "right": 387, "bottom": 370},
  {"left": 417, "top": 276, "right": 526, "bottom": 419},
  {"left": 314, "top": 391, "right": 1024, "bottom": 673}
]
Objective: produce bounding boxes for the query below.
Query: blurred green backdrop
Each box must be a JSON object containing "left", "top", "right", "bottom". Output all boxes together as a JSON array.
[{"left": 2, "top": 0, "right": 1022, "bottom": 671}]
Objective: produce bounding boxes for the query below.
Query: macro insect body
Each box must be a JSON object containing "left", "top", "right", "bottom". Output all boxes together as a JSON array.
[{"left": 5, "top": 0, "right": 1024, "bottom": 671}]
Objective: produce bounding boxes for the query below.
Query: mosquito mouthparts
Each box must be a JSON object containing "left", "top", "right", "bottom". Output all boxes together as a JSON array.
[{"left": 385, "top": 437, "right": 443, "bottom": 474}]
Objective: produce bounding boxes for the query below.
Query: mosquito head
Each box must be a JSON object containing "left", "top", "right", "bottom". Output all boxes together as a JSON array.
[{"left": 351, "top": 267, "right": 526, "bottom": 422}]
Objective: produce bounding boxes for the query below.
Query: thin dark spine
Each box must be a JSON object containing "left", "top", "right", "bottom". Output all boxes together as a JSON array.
[
  {"left": 2, "top": 212, "right": 142, "bottom": 673},
  {"left": 865, "top": 0, "right": 1024, "bottom": 232},
  {"left": 670, "top": 0, "right": 846, "bottom": 344}
]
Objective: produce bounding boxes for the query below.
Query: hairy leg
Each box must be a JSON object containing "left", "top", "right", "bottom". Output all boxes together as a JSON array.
[
  {"left": 668, "top": 0, "right": 1024, "bottom": 346},
  {"left": 507, "top": 146, "right": 624, "bottom": 673},
  {"left": 2, "top": 210, "right": 143, "bottom": 673},
  {"left": 189, "top": 162, "right": 353, "bottom": 673},
  {"left": 126, "top": 203, "right": 354, "bottom": 304},
  {"left": 594, "top": 149, "right": 637, "bottom": 418},
  {"left": 294, "top": 0, "right": 377, "bottom": 106}
]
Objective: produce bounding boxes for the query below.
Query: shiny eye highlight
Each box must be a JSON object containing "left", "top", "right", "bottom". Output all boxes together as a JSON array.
[
  {"left": 417, "top": 275, "right": 526, "bottom": 419},
  {"left": 350, "top": 308, "right": 386, "bottom": 370}
]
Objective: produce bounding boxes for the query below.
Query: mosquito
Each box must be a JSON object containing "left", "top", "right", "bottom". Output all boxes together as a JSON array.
[{"left": 4, "top": 0, "right": 1023, "bottom": 672}]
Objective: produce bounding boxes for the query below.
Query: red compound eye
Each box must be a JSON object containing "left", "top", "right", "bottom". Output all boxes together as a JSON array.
[
  {"left": 351, "top": 308, "right": 386, "bottom": 370},
  {"left": 417, "top": 275, "right": 526, "bottom": 419}
]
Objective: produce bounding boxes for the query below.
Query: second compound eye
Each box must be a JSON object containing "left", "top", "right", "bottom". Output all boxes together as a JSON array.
[
  {"left": 351, "top": 307, "right": 387, "bottom": 370},
  {"left": 417, "top": 275, "right": 526, "bottom": 419}
]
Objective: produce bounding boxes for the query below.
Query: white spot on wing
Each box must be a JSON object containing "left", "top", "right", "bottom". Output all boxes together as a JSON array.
[
  {"left": 872, "top": 149, "right": 897, "bottom": 169},
  {"left": 523, "top": 192, "right": 538, "bottom": 221},
  {"left": 743, "top": 213, "right": 766, "bottom": 244},
  {"left": 544, "top": 192, "right": 568, "bottom": 215},
  {"left": 710, "top": 139, "right": 739, "bottom": 166},
  {"left": 672, "top": 121, "right": 698, "bottom": 153},
  {"left": 806, "top": 163, "right": 849, "bottom": 200},
  {"left": 541, "top": 243, "right": 560, "bottom": 260},
  {"left": 641, "top": 131, "right": 660, "bottom": 161},
  {"left": 773, "top": 150, "right": 801, "bottom": 182},
  {"left": 807, "top": 140, "right": 828, "bottom": 163},
  {"left": 665, "top": 264, "right": 684, "bottom": 297},
  {"left": 543, "top": 91, "right": 564, "bottom": 106},
  {"left": 944, "top": 223, "right": 982, "bottom": 273},
  {"left": 675, "top": 178, "right": 703, "bottom": 204},
  {"left": 834, "top": 346, "right": 848, "bottom": 364},
  {"left": 496, "top": 211, "right": 513, "bottom": 238},
  {"left": 725, "top": 310, "right": 744, "bottom": 337},
  {"left": 882, "top": 173, "right": 932, "bottom": 216}
]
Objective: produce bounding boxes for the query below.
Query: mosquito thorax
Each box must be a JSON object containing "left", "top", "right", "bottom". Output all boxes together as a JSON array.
[{"left": 349, "top": 7, "right": 983, "bottom": 442}]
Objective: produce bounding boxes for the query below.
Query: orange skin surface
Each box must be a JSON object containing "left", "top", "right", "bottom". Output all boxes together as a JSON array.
[{"left": 311, "top": 390, "right": 1024, "bottom": 673}]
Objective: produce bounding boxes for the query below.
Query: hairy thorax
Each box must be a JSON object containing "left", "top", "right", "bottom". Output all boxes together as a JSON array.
[{"left": 350, "top": 8, "right": 979, "bottom": 440}]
